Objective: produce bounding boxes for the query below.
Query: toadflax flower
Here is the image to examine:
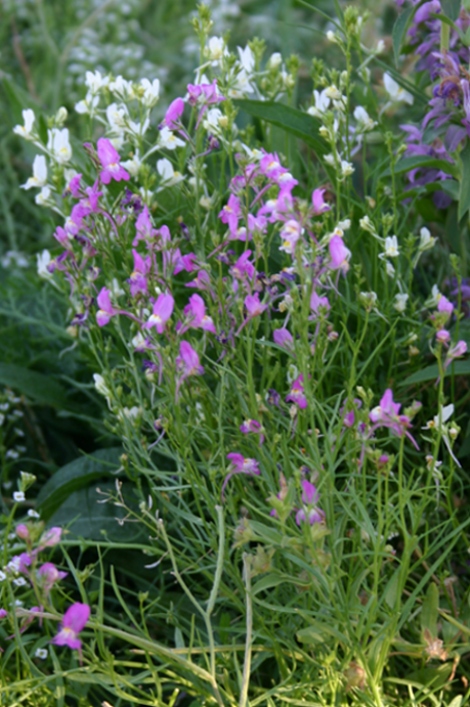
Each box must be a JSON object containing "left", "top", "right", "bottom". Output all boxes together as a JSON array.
[
  {"left": 286, "top": 374, "right": 307, "bottom": 409},
  {"left": 52, "top": 603, "right": 90, "bottom": 651},
  {"left": 222, "top": 453, "right": 260, "bottom": 499},
  {"left": 97, "top": 138, "right": 130, "bottom": 185},
  {"left": 145, "top": 293, "right": 175, "bottom": 333},
  {"left": 369, "top": 389, "right": 418, "bottom": 448},
  {"left": 295, "top": 480, "right": 325, "bottom": 526},
  {"left": 21, "top": 155, "right": 48, "bottom": 190}
]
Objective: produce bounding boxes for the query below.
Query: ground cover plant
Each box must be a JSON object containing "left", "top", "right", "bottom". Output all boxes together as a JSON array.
[{"left": 2, "top": 1, "right": 470, "bottom": 705}]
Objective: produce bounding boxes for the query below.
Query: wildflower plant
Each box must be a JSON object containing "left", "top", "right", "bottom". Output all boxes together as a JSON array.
[{"left": 3, "top": 3, "right": 470, "bottom": 706}]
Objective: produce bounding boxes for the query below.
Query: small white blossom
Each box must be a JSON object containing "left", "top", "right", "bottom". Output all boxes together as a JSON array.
[
  {"left": 354, "top": 106, "right": 377, "bottom": 131},
  {"left": 206, "top": 36, "right": 228, "bottom": 63},
  {"left": 35, "top": 648, "right": 48, "bottom": 660},
  {"left": 35, "top": 186, "right": 51, "bottom": 206},
  {"left": 156, "top": 158, "right": 183, "bottom": 187},
  {"left": 106, "top": 103, "right": 129, "bottom": 132},
  {"left": 85, "top": 70, "right": 108, "bottom": 93},
  {"left": 27, "top": 509, "right": 40, "bottom": 518},
  {"left": 419, "top": 227, "right": 436, "bottom": 251},
  {"left": 140, "top": 78, "right": 160, "bottom": 107},
  {"left": 0, "top": 570, "right": 6, "bottom": 581},
  {"left": 13, "top": 577, "right": 27, "bottom": 587},
  {"left": 159, "top": 127, "right": 185, "bottom": 150},
  {"left": 268, "top": 52, "right": 282, "bottom": 69},
  {"left": 121, "top": 152, "right": 141, "bottom": 177},
  {"left": 385, "top": 261, "right": 395, "bottom": 277},
  {"left": 237, "top": 45, "right": 255, "bottom": 74},
  {"left": 47, "top": 128, "right": 72, "bottom": 164},
  {"left": 13, "top": 491, "right": 25, "bottom": 503},
  {"left": 75, "top": 92, "right": 100, "bottom": 115},
  {"left": 340, "top": 160, "right": 354, "bottom": 178},
  {"left": 13, "top": 109, "right": 35, "bottom": 140},
  {"left": 109, "top": 75, "right": 134, "bottom": 100},
  {"left": 37, "top": 250, "right": 53, "bottom": 279},
  {"left": 324, "top": 85, "right": 342, "bottom": 101},
  {"left": 394, "top": 293, "right": 409, "bottom": 313},
  {"left": 383, "top": 72, "right": 414, "bottom": 105},
  {"left": 21, "top": 155, "right": 48, "bottom": 190},
  {"left": 381, "top": 235, "right": 400, "bottom": 258}
]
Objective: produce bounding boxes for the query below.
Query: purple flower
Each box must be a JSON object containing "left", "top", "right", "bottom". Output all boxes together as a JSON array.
[
  {"left": 52, "top": 603, "right": 90, "bottom": 651},
  {"left": 187, "top": 79, "right": 224, "bottom": 106},
  {"left": 295, "top": 480, "right": 325, "bottom": 526},
  {"left": 310, "top": 290, "right": 330, "bottom": 316},
  {"left": 176, "top": 341, "right": 204, "bottom": 377},
  {"left": 286, "top": 374, "right": 307, "bottom": 409},
  {"left": 37, "top": 562, "right": 67, "bottom": 593},
  {"left": 219, "top": 194, "right": 241, "bottom": 236},
  {"left": 369, "top": 389, "right": 418, "bottom": 447},
  {"left": 231, "top": 250, "right": 256, "bottom": 281},
  {"left": 96, "top": 287, "right": 116, "bottom": 327},
  {"left": 182, "top": 294, "right": 216, "bottom": 333},
  {"left": 329, "top": 236, "right": 351, "bottom": 271},
  {"left": 162, "top": 97, "right": 185, "bottom": 130},
  {"left": 436, "top": 329, "right": 450, "bottom": 344},
  {"left": 273, "top": 327, "right": 294, "bottom": 350},
  {"left": 244, "top": 293, "right": 267, "bottom": 318},
  {"left": 445, "top": 340, "right": 468, "bottom": 369},
  {"left": 437, "top": 295, "right": 454, "bottom": 316},
  {"left": 16, "top": 524, "right": 30, "bottom": 541},
  {"left": 0, "top": 609, "right": 7, "bottom": 619},
  {"left": 145, "top": 293, "right": 174, "bottom": 333},
  {"left": 133, "top": 206, "right": 156, "bottom": 246},
  {"left": 222, "top": 453, "right": 260, "bottom": 499},
  {"left": 97, "top": 138, "right": 130, "bottom": 185},
  {"left": 240, "top": 419, "right": 264, "bottom": 444},
  {"left": 128, "top": 249, "right": 151, "bottom": 297},
  {"left": 312, "top": 188, "right": 331, "bottom": 215}
]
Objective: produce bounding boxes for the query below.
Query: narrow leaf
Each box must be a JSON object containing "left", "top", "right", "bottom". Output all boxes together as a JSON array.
[
  {"left": 380, "top": 156, "right": 459, "bottom": 180},
  {"left": 458, "top": 141, "right": 470, "bottom": 221},
  {"left": 392, "top": 4, "right": 416, "bottom": 65},
  {"left": 421, "top": 583, "right": 439, "bottom": 637},
  {"left": 234, "top": 100, "right": 327, "bottom": 156},
  {"left": 401, "top": 360, "right": 470, "bottom": 386}
]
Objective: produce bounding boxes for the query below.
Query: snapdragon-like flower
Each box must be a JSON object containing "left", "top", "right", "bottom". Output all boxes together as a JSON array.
[
  {"left": 47, "top": 128, "right": 72, "bottom": 164},
  {"left": 273, "top": 327, "right": 294, "bottom": 350},
  {"left": 219, "top": 194, "right": 241, "bottom": 236},
  {"left": 244, "top": 293, "right": 267, "bottom": 318},
  {"left": 286, "top": 374, "right": 307, "bottom": 409},
  {"left": 383, "top": 72, "right": 414, "bottom": 105},
  {"left": 21, "top": 155, "right": 47, "bottom": 190},
  {"left": 128, "top": 250, "right": 151, "bottom": 297},
  {"left": 13, "top": 109, "right": 35, "bottom": 140},
  {"left": 37, "top": 562, "right": 67, "bottom": 593},
  {"left": 311, "top": 188, "right": 331, "bottom": 215},
  {"left": 182, "top": 294, "right": 216, "bottom": 333},
  {"left": 222, "top": 452, "right": 260, "bottom": 498},
  {"left": 162, "top": 97, "right": 185, "bottom": 130},
  {"left": 145, "top": 293, "right": 175, "bottom": 333},
  {"left": 328, "top": 235, "right": 351, "bottom": 271},
  {"left": 175, "top": 342, "right": 204, "bottom": 389},
  {"left": 52, "top": 603, "right": 90, "bottom": 651},
  {"left": 96, "top": 287, "right": 117, "bottom": 327},
  {"left": 159, "top": 127, "right": 186, "bottom": 150},
  {"left": 369, "top": 389, "right": 418, "bottom": 448},
  {"left": 444, "top": 340, "right": 468, "bottom": 369},
  {"left": 295, "top": 480, "right": 325, "bottom": 526},
  {"left": 97, "top": 138, "right": 130, "bottom": 185}
]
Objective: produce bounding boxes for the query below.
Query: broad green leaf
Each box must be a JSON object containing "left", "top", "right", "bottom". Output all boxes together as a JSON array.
[
  {"left": 392, "top": 4, "right": 417, "bottom": 65},
  {"left": 380, "top": 156, "right": 459, "bottom": 180},
  {"left": 440, "top": 0, "right": 461, "bottom": 20},
  {"left": 45, "top": 481, "right": 144, "bottom": 542},
  {"left": 37, "top": 447, "right": 122, "bottom": 519},
  {"left": 458, "top": 141, "right": 470, "bottom": 221},
  {"left": 421, "top": 582, "right": 439, "bottom": 637},
  {"left": 234, "top": 100, "right": 327, "bottom": 156},
  {"left": 0, "top": 362, "right": 68, "bottom": 408},
  {"left": 401, "top": 360, "right": 470, "bottom": 386}
]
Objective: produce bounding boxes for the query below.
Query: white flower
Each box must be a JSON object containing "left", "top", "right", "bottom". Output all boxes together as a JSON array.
[
  {"left": 156, "top": 158, "right": 183, "bottom": 187},
  {"left": 419, "top": 227, "right": 436, "bottom": 251},
  {"left": 268, "top": 52, "right": 282, "bottom": 69},
  {"left": 21, "top": 155, "right": 48, "bottom": 190},
  {"left": 324, "top": 153, "right": 336, "bottom": 166},
  {"left": 340, "top": 160, "right": 354, "bottom": 177},
  {"left": 0, "top": 570, "right": 6, "bottom": 581},
  {"left": 35, "top": 648, "right": 48, "bottom": 660},
  {"left": 394, "top": 293, "right": 409, "bottom": 313},
  {"left": 121, "top": 151, "right": 141, "bottom": 177},
  {"left": 13, "top": 577, "right": 27, "bottom": 587},
  {"left": 385, "top": 261, "right": 395, "bottom": 278},
  {"left": 37, "top": 250, "right": 53, "bottom": 279},
  {"left": 381, "top": 235, "right": 400, "bottom": 258},
  {"left": 308, "top": 89, "right": 331, "bottom": 117},
  {"left": 47, "top": 128, "right": 72, "bottom": 164},
  {"left": 75, "top": 92, "right": 100, "bottom": 115},
  {"left": 93, "top": 374, "right": 110, "bottom": 398},
  {"left": 206, "top": 36, "right": 227, "bottom": 63},
  {"left": 140, "top": 78, "right": 160, "bottom": 107},
  {"left": 326, "top": 30, "right": 337, "bottom": 43},
  {"left": 324, "top": 85, "right": 342, "bottom": 101},
  {"left": 85, "top": 70, "right": 108, "bottom": 93},
  {"left": 13, "top": 491, "right": 25, "bottom": 503},
  {"left": 35, "top": 187, "right": 51, "bottom": 206},
  {"left": 13, "top": 109, "right": 35, "bottom": 140},
  {"left": 27, "top": 509, "right": 40, "bottom": 518},
  {"left": 354, "top": 106, "right": 377, "bottom": 131},
  {"left": 106, "top": 103, "right": 129, "bottom": 132},
  {"left": 376, "top": 40, "right": 385, "bottom": 54},
  {"left": 111, "top": 278, "right": 125, "bottom": 298},
  {"left": 109, "top": 75, "right": 134, "bottom": 99},
  {"left": 159, "top": 127, "right": 185, "bottom": 150},
  {"left": 203, "top": 108, "right": 224, "bottom": 133},
  {"left": 127, "top": 118, "right": 150, "bottom": 137},
  {"left": 237, "top": 45, "right": 255, "bottom": 74},
  {"left": 383, "top": 72, "right": 414, "bottom": 105}
]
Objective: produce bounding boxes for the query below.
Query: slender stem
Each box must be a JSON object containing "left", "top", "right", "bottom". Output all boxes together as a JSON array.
[{"left": 239, "top": 554, "right": 253, "bottom": 707}]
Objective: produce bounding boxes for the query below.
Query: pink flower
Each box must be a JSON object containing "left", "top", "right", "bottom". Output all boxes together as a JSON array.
[
  {"left": 183, "top": 294, "right": 216, "bottom": 333},
  {"left": 437, "top": 295, "right": 454, "bottom": 316},
  {"left": 187, "top": 80, "right": 224, "bottom": 106},
  {"left": 369, "top": 389, "right": 418, "bottom": 447},
  {"left": 231, "top": 251, "right": 256, "bottom": 281},
  {"left": 273, "top": 327, "right": 294, "bottom": 350},
  {"left": 436, "top": 329, "right": 450, "bottom": 344},
  {"left": 96, "top": 287, "right": 116, "bottom": 327},
  {"left": 295, "top": 480, "right": 324, "bottom": 526},
  {"left": 0, "top": 609, "right": 7, "bottom": 619},
  {"left": 279, "top": 220, "right": 302, "bottom": 255},
  {"left": 176, "top": 341, "right": 204, "bottom": 377},
  {"left": 244, "top": 293, "right": 267, "bottom": 318},
  {"left": 259, "top": 152, "right": 287, "bottom": 181},
  {"left": 445, "top": 340, "right": 468, "bottom": 369},
  {"left": 310, "top": 290, "right": 330, "bottom": 316},
  {"left": 39, "top": 527, "right": 62, "bottom": 548},
  {"left": 329, "top": 235, "right": 351, "bottom": 271},
  {"left": 52, "top": 603, "right": 90, "bottom": 651},
  {"left": 219, "top": 194, "right": 241, "bottom": 236},
  {"left": 97, "top": 138, "right": 130, "bottom": 185},
  {"left": 145, "top": 293, "right": 175, "bottom": 333},
  {"left": 222, "top": 453, "right": 260, "bottom": 498},
  {"left": 286, "top": 374, "right": 307, "bottom": 409},
  {"left": 162, "top": 97, "right": 185, "bottom": 130},
  {"left": 128, "top": 249, "right": 151, "bottom": 297},
  {"left": 240, "top": 419, "right": 264, "bottom": 444},
  {"left": 37, "top": 562, "right": 67, "bottom": 593},
  {"left": 16, "top": 524, "right": 30, "bottom": 541},
  {"left": 312, "top": 188, "right": 331, "bottom": 215},
  {"left": 133, "top": 206, "right": 156, "bottom": 246}
]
